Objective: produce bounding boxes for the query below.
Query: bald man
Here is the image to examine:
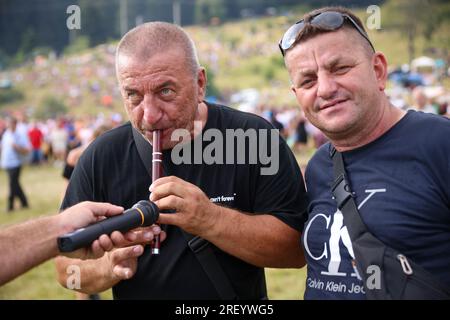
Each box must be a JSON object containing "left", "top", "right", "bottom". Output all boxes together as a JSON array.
[{"left": 55, "top": 22, "right": 308, "bottom": 299}]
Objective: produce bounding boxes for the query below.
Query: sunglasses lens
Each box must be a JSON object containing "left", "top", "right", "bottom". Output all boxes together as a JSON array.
[
  {"left": 311, "top": 11, "right": 344, "bottom": 29},
  {"left": 280, "top": 11, "right": 374, "bottom": 55},
  {"left": 281, "top": 21, "right": 305, "bottom": 50}
]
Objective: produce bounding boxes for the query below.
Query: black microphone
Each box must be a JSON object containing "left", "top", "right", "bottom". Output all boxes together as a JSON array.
[{"left": 57, "top": 200, "right": 159, "bottom": 252}]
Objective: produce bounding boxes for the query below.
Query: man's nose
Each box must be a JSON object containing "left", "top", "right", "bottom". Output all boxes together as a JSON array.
[
  {"left": 317, "top": 73, "right": 338, "bottom": 100},
  {"left": 142, "top": 95, "right": 162, "bottom": 125}
]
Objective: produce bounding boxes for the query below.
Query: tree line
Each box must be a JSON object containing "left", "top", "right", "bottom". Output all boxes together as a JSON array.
[{"left": 0, "top": 0, "right": 382, "bottom": 68}]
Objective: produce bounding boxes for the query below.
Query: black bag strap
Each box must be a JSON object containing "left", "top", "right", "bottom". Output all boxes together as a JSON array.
[
  {"left": 183, "top": 232, "right": 238, "bottom": 300},
  {"left": 330, "top": 145, "right": 450, "bottom": 297},
  {"left": 131, "top": 125, "right": 238, "bottom": 300},
  {"left": 132, "top": 126, "right": 153, "bottom": 177},
  {"left": 329, "top": 146, "right": 366, "bottom": 241}
]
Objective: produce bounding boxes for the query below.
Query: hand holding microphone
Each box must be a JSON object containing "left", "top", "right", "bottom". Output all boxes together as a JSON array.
[{"left": 57, "top": 200, "right": 159, "bottom": 253}]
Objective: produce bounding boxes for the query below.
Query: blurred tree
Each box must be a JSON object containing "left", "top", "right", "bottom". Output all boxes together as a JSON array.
[
  {"left": 63, "top": 36, "right": 90, "bottom": 55},
  {"left": 78, "top": 0, "right": 120, "bottom": 46},
  {"left": 225, "top": 0, "right": 241, "bottom": 19},
  {"left": 0, "top": 49, "right": 11, "bottom": 70},
  {"left": 382, "top": 0, "right": 447, "bottom": 63},
  {"left": 146, "top": 0, "right": 173, "bottom": 24},
  {"left": 0, "top": 0, "right": 412, "bottom": 68},
  {"left": 35, "top": 96, "right": 68, "bottom": 119},
  {"left": 205, "top": 67, "right": 221, "bottom": 99},
  {"left": 0, "top": 88, "right": 24, "bottom": 107},
  {"left": 0, "top": 0, "right": 73, "bottom": 58},
  {"left": 18, "top": 29, "right": 38, "bottom": 56},
  {"left": 195, "top": 0, "right": 227, "bottom": 24}
]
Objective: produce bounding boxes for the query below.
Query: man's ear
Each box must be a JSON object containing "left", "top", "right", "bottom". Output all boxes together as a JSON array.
[
  {"left": 372, "top": 52, "right": 388, "bottom": 91},
  {"left": 291, "top": 84, "right": 297, "bottom": 96},
  {"left": 197, "top": 68, "right": 207, "bottom": 102}
]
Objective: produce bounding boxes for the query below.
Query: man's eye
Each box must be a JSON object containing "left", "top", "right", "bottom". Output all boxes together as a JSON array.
[
  {"left": 127, "top": 91, "right": 138, "bottom": 98},
  {"left": 160, "top": 88, "right": 174, "bottom": 96},
  {"left": 126, "top": 91, "right": 142, "bottom": 104},
  {"left": 335, "top": 66, "right": 351, "bottom": 74},
  {"left": 300, "top": 79, "right": 315, "bottom": 88}
]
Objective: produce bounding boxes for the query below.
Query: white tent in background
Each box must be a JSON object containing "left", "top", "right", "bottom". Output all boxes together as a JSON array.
[
  {"left": 230, "top": 88, "right": 260, "bottom": 113},
  {"left": 411, "top": 56, "right": 437, "bottom": 85},
  {"left": 411, "top": 56, "right": 435, "bottom": 72}
]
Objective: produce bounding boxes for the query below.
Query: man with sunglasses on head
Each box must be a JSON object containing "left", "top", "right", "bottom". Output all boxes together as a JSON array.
[{"left": 280, "top": 7, "right": 450, "bottom": 299}]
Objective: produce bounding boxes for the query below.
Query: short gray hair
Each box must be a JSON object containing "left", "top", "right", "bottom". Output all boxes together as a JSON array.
[{"left": 116, "top": 21, "right": 200, "bottom": 77}]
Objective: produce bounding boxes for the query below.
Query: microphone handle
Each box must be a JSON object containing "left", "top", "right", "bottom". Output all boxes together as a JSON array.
[{"left": 58, "top": 209, "right": 143, "bottom": 252}]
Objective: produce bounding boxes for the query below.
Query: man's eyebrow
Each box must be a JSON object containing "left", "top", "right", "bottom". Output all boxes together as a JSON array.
[
  {"left": 123, "top": 80, "right": 176, "bottom": 92},
  {"left": 153, "top": 80, "right": 176, "bottom": 90},
  {"left": 299, "top": 69, "right": 316, "bottom": 77},
  {"left": 296, "top": 68, "right": 317, "bottom": 79},
  {"left": 323, "top": 56, "right": 352, "bottom": 70},
  {"left": 123, "top": 86, "right": 138, "bottom": 92}
]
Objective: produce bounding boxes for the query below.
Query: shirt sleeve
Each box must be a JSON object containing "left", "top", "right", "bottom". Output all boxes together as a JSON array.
[
  {"left": 60, "top": 151, "right": 94, "bottom": 211},
  {"left": 62, "top": 163, "right": 75, "bottom": 180}
]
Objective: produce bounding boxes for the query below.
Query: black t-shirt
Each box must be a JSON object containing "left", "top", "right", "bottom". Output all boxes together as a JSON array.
[
  {"left": 62, "top": 102, "right": 308, "bottom": 299},
  {"left": 271, "top": 119, "right": 284, "bottom": 132},
  {"left": 62, "top": 163, "right": 74, "bottom": 180}
]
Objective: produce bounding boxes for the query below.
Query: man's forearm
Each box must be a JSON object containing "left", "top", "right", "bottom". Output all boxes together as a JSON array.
[
  {"left": 55, "top": 255, "right": 119, "bottom": 294},
  {"left": 201, "top": 206, "right": 305, "bottom": 268},
  {"left": 0, "top": 215, "right": 63, "bottom": 285}
]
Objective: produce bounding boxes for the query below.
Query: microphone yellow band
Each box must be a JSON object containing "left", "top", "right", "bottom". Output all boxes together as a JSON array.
[{"left": 136, "top": 207, "right": 145, "bottom": 226}]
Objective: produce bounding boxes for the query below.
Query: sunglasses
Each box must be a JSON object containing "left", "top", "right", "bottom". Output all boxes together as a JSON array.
[{"left": 279, "top": 11, "right": 375, "bottom": 56}]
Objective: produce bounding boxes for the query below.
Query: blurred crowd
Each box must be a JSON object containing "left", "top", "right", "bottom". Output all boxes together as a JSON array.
[
  {"left": 1, "top": 21, "right": 449, "bottom": 169},
  {"left": 0, "top": 113, "right": 123, "bottom": 168},
  {"left": 1, "top": 44, "right": 120, "bottom": 112}
]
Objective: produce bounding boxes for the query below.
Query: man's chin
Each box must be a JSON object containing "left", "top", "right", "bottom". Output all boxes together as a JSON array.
[{"left": 320, "top": 120, "right": 357, "bottom": 138}]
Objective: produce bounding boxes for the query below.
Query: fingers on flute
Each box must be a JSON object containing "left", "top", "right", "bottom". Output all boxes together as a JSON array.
[
  {"left": 157, "top": 213, "right": 180, "bottom": 226},
  {"left": 149, "top": 176, "right": 188, "bottom": 194},
  {"left": 150, "top": 183, "right": 187, "bottom": 202},
  {"left": 154, "top": 195, "right": 184, "bottom": 212},
  {"left": 149, "top": 176, "right": 176, "bottom": 191}
]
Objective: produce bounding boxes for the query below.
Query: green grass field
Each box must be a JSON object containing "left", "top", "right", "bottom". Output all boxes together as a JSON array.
[{"left": 0, "top": 163, "right": 307, "bottom": 300}]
